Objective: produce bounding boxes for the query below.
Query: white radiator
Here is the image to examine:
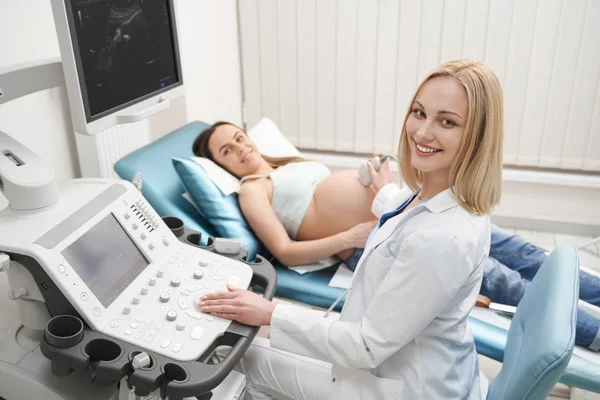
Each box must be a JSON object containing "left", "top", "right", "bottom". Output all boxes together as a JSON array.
[
  {"left": 238, "top": 0, "right": 600, "bottom": 172},
  {"left": 74, "top": 120, "right": 150, "bottom": 179}
]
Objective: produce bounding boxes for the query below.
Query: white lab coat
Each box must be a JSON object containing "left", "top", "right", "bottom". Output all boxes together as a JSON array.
[{"left": 269, "top": 185, "right": 490, "bottom": 399}]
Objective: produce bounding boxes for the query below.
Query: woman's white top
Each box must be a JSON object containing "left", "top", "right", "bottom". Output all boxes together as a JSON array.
[
  {"left": 240, "top": 161, "right": 331, "bottom": 239},
  {"left": 270, "top": 184, "right": 490, "bottom": 399}
]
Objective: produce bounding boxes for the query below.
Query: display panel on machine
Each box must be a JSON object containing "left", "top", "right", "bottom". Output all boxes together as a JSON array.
[
  {"left": 62, "top": 213, "right": 149, "bottom": 308},
  {"left": 68, "top": 0, "right": 180, "bottom": 121}
]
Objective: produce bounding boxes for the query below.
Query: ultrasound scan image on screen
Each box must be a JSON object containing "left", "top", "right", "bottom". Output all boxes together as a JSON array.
[
  {"left": 70, "top": 0, "right": 180, "bottom": 119},
  {"left": 62, "top": 213, "right": 149, "bottom": 308}
]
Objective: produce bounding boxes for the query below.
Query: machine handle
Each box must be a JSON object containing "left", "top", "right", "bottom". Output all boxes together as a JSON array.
[{"left": 115, "top": 97, "right": 170, "bottom": 124}]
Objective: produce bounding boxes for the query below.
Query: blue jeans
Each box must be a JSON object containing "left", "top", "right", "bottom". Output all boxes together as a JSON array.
[{"left": 480, "top": 225, "right": 600, "bottom": 350}]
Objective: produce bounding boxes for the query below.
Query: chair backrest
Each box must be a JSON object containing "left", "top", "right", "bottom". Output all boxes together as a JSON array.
[
  {"left": 114, "top": 121, "right": 217, "bottom": 238},
  {"left": 487, "top": 245, "right": 579, "bottom": 399}
]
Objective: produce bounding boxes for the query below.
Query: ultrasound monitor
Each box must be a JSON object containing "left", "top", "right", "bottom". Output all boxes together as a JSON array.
[{"left": 51, "top": 0, "right": 184, "bottom": 135}]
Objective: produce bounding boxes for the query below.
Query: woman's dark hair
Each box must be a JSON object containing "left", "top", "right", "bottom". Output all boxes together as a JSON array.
[
  {"left": 192, "top": 121, "right": 241, "bottom": 160},
  {"left": 192, "top": 120, "right": 308, "bottom": 173}
]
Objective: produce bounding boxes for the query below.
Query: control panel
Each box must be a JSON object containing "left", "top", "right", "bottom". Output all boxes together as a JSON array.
[
  {"left": 103, "top": 244, "right": 253, "bottom": 361},
  {"left": 24, "top": 181, "right": 254, "bottom": 362}
]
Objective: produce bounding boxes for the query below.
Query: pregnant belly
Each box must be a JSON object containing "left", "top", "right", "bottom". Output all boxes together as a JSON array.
[{"left": 295, "top": 169, "right": 378, "bottom": 241}]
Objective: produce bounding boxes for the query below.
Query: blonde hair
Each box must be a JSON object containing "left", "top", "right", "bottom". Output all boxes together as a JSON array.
[{"left": 398, "top": 59, "right": 504, "bottom": 215}]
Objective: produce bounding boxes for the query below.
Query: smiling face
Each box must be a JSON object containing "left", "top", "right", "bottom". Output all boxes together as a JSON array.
[
  {"left": 405, "top": 76, "right": 468, "bottom": 179},
  {"left": 207, "top": 124, "right": 263, "bottom": 178}
]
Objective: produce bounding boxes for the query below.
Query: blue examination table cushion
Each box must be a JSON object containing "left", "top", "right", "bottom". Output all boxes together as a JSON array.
[
  {"left": 172, "top": 157, "right": 266, "bottom": 261},
  {"left": 114, "top": 120, "right": 600, "bottom": 393}
]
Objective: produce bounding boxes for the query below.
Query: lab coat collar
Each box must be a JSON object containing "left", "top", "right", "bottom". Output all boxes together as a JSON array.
[{"left": 422, "top": 188, "right": 460, "bottom": 214}]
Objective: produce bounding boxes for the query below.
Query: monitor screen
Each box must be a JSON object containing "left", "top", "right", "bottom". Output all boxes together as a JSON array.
[
  {"left": 62, "top": 213, "right": 149, "bottom": 308},
  {"left": 68, "top": 0, "right": 181, "bottom": 121}
]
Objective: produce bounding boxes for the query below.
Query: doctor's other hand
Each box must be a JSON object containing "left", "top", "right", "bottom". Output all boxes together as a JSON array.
[
  {"left": 343, "top": 220, "right": 378, "bottom": 248},
  {"left": 197, "top": 286, "right": 275, "bottom": 326},
  {"left": 367, "top": 155, "right": 393, "bottom": 193}
]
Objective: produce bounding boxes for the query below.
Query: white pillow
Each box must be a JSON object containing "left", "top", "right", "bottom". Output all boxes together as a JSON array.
[
  {"left": 248, "top": 117, "right": 302, "bottom": 158},
  {"left": 186, "top": 117, "right": 302, "bottom": 196}
]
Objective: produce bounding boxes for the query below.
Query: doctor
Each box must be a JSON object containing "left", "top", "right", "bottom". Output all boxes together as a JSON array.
[{"left": 199, "top": 59, "right": 504, "bottom": 399}]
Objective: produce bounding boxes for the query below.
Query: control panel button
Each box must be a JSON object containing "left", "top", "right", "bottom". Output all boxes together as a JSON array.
[
  {"left": 166, "top": 311, "right": 178, "bottom": 321},
  {"left": 193, "top": 271, "right": 204, "bottom": 280},
  {"left": 141, "top": 233, "right": 147, "bottom": 240},
  {"left": 160, "top": 293, "right": 170, "bottom": 303},
  {"left": 161, "top": 340, "right": 171, "bottom": 349},
  {"left": 141, "top": 287, "right": 148, "bottom": 295},
  {"left": 135, "top": 316, "right": 144, "bottom": 323},
  {"left": 228, "top": 276, "right": 240, "bottom": 286},
  {"left": 185, "top": 311, "right": 203, "bottom": 321},
  {"left": 149, "top": 278, "right": 156, "bottom": 286},
  {"left": 81, "top": 292, "right": 88, "bottom": 301},
  {"left": 130, "top": 323, "right": 139, "bottom": 329},
  {"left": 155, "top": 324, "right": 163, "bottom": 330},
  {"left": 124, "top": 212, "right": 131, "bottom": 219},
  {"left": 132, "top": 297, "right": 140, "bottom": 305},
  {"left": 206, "top": 316, "right": 215, "bottom": 322},
  {"left": 156, "top": 269, "right": 164, "bottom": 278},
  {"left": 144, "top": 337, "right": 153, "bottom": 343},
  {"left": 198, "top": 260, "right": 209, "bottom": 267},
  {"left": 125, "top": 329, "right": 133, "bottom": 336},
  {"left": 58, "top": 264, "right": 66, "bottom": 274},
  {"left": 148, "top": 243, "right": 155, "bottom": 250},
  {"left": 178, "top": 298, "right": 188, "bottom": 310},
  {"left": 123, "top": 307, "right": 131, "bottom": 315},
  {"left": 93, "top": 307, "right": 101, "bottom": 316},
  {"left": 173, "top": 344, "right": 182, "bottom": 353},
  {"left": 170, "top": 277, "right": 181, "bottom": 287},
  {"left": 135, "top": 333, "right": 143, "bottom": 340},
  {"left": 132, "top": 223, "right": 139, "bottom": 230},
  {"left": 162, "top": 238, "right": 169, "bottom": 246},
  {"left": 176, "top": 324, "right": 185, "bottom": 331},
  {"left": 110, "top": 322, "right": 119, "bottom": 328},
  {"left": 190, "top": 327, "right": 205, "bottom": 340}
]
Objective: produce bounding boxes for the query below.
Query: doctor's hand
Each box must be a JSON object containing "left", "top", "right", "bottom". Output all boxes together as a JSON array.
[
  {"left": 367, "top": 154, "right": 393, "bottom": 193},
  {"left": 343, "top": 220, "right": 378, "bottom": 248},
  {"left": 197, "top": 286, "right": 276, "bottom": 326}
]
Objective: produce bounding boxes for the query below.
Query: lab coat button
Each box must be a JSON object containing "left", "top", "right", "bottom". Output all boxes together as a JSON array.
[{"left": 332, "top": 378, "right": 336, "bottom": 382}]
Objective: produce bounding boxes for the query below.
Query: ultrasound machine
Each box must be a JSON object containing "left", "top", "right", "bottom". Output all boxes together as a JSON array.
[{"left": 0, "top": 1, "right": 276, "bottom": 399}]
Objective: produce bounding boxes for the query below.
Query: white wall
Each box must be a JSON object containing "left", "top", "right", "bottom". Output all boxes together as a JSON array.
[{"left": 175, "top": 0, "right": 243, "bottom": 127}]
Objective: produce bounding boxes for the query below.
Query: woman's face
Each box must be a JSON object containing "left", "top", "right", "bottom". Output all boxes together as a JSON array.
[
  {"left": 208, "top": 124, "right": 262, "bottom": 178},
  {"left": 405, "top": 76, "right": 468, "bottom": 178}
]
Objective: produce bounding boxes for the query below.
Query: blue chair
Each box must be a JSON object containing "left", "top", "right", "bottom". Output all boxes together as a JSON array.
[{"left": 485, "top": 245, "right": 579, "bottom": 399}]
